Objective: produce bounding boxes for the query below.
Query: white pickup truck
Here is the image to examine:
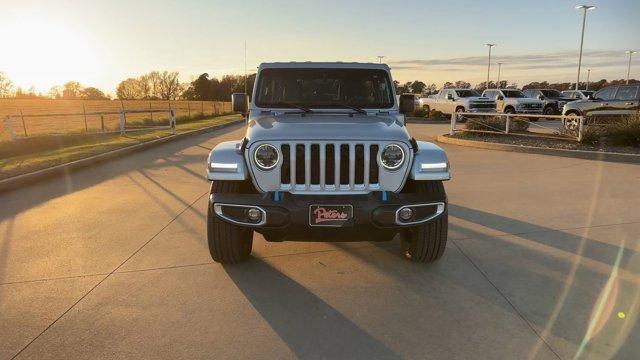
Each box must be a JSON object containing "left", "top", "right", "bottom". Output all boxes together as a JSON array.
[{"left": 421, "top": 88, "right": 496, "bottom": 121}]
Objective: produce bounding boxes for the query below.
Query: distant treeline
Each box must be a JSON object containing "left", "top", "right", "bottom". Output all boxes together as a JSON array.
[{"left": 0, "top": 69, "right": 637, "bottom": 101}]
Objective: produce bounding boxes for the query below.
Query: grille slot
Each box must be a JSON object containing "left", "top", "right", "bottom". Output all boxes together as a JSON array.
[
  {"left": 277, "top": 141, "right": 389, "bottom": 192},
  {"left": 311, "top": 144, "right": 320, "bottom": 185},
  {"left": 355, "top": 144, "right": 364, "bottom": 184},
  {"left": 369, "top": 145, "right": 379, "bottom": 184},
  {"left": 295, "top": 144, "right": 305, "bottom": 185},
  {"left": 340, "top": 144, "right": 349, "bottom": 185},
  {"left": 280, "top": 144, "right": 290, "bottom": 184}
]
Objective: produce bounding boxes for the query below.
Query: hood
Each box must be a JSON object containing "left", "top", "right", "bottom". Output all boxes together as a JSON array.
[
  {"left": 245, "top": 113, "right": 411, "bottom": 143},
  {"left": 467, "top": 96, "right": 494, "bottom": 102},
  {"left": 514, "top": 98, "right": 543, "bottom": 104},
  {"left": 547, "top": 97, "right": 573, "bottom": 102}
]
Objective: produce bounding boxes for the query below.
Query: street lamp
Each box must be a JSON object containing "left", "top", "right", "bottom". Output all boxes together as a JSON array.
[
  {"left": 626, "top": 50, "right": 637, "bottom": 84},
  {"left": 377, "top": 55, "right": 385, "bottom": 64},
  {"left": 586, "top": 69, "right": 592, "bottom": 90},
  {"left": 486, "top": 43, "right": 497, "bottom": 90},
  {"left": 574, "top": 5, "right": 596, "bottom": 90},
  {"left": 496, "top": 62, "right": 503, "bottom": 89}
]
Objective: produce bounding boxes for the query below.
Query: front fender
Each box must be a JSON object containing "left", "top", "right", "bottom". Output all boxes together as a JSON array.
[
  {"left": 409, "top": 141, "right": 451, "bottom": 181},
  {"left": 206, "top": 140, "right": 248, "bottom": 181}
]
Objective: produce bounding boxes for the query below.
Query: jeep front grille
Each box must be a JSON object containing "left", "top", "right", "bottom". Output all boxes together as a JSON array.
[{"left": 279, "top": 142, "right": 380, "bottom": 192}]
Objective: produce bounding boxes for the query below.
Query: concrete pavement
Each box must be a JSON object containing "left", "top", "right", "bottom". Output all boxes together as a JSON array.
[{"left": 1, "top": 122, "right": 638, "bottom": 359}]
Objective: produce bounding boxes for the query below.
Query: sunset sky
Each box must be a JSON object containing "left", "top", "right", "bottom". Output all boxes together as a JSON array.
[{"left": 1, "top": 0, "right": 638, "bottom": 95}]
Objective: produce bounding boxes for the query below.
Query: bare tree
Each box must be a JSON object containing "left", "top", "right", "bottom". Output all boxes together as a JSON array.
[
  {"left": 156, "top": 71, "right": 181, "bottom": 100},
  {"left": 116, "top": 78, "right": 142, "bottom": 99},
  {"left": 0, "top": 72, "right": 13, "bottom": 98},
  {"left": 63, "top": 81, "right": 83, "bottom": 99},
  {"left": 49, "top": 85, "right": 63, "bottom": 99}
]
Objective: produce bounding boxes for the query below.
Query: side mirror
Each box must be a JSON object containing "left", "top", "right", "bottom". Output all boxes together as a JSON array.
[
  {"left": 446, "top": 93, "right": 454, "bottom": 100},
  {"left": 399, "top": 94, "right": 415, "bottom": 114},
  {"left": 231, "top": 93, "right": 248, "bottom": 115},
  {"left": 497, "top": 95, "right": 504, "bottom": 101},
  {"left": 537, "top": 94, "right": 545, "bottom": 100},
  {"left": 587, "top": 94, "right": 596, "bottom": 100}
]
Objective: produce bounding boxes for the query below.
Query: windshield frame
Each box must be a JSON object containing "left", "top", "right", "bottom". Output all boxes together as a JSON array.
[{"left": 253, "top": 67, "right": 395, "bottom": 110}]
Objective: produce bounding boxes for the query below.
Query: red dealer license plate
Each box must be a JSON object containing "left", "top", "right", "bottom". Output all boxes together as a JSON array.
[{"left": 309, "top": 205, "right": 354, "bottom": 227}]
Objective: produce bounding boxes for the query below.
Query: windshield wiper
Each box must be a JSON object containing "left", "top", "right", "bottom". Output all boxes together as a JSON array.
[
  {"left": 269, "top": 101, "right": 313, "bottom": 113},
  {"left": 329, "top": 102, "right": 367, "bottom": 115}
]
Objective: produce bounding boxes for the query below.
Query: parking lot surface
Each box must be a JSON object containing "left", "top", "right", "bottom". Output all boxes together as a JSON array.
[{"left": 1, "top": 122, "right": 638, "bottom": 359}]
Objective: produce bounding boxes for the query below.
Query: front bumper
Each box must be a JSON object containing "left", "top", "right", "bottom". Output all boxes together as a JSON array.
[
  {"left": 210, "top": 191, "right": 446, "bottom": 242},
  {"left": 467, "top": 108, "right": 497, "bottom": 113}
]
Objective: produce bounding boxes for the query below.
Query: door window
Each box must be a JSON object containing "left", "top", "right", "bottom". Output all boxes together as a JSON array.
[
  {"left": 614, "top": 86, "right": 639, "bottom": 101},
  {"left": 594, "top": 87, "right": 617, "bottom": 101}
]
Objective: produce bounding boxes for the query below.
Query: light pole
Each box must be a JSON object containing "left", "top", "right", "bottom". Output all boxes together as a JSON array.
[
  {"left": 486, "top": 43, "right": 496, "bottom": 90},
  {"left": 496, "top": 62, "right": 503, "bottom": 89},
  {"left": 585, "top": 69, "right": 591, "bottom": 90},
  {"left": 377, "top": 55, "right": 385, "bottom": 64},
  {"left": 574, "top": 5, "right": 596, "bottom": 90},
  {"left": 626, "top": 50, "right": 637, "bottom": 84}
]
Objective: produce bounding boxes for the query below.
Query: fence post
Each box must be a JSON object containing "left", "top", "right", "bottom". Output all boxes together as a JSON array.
[
  {"left": 149, "top": 101, "right": 153, "bottom": 121},
  {"left": 100, "top": 115, "right": 105, "bottom": 132},
  {"left": 5, "top": 116, "right": 16, "bottom": 140},
  {"left": 120, "top": 100, "right": 127, "bottom": 124},
  {"left": 82, "top": 103, "right": 88, "bottom": 132},
  {"left": 19, "top": 110, "right": 27, "bottom": 136},
  {"left": 201, "top": 101, "right": 204, "bottom": 115},
  {"left": 187, "top": 101, "right": 191, "bottom": 119},
  {"left": 504, "top": 114, "right": 510, "bottom": 134},
  {"left": 577, "top": 116, "right": 584, "bottom": 142},
  {"left": 170, "top": 109, "right": 176, "bottom": 135},
  {"left": 119, "top": 109, "right": 126, "bottom": 135},
  {"left": 449, "top": 112, "right": 456, "bottom": 136}
]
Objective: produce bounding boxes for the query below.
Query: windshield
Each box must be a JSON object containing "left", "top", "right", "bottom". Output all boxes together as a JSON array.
[
  {"left": 255, "top": 68, "right": 394, "bottom": 109},
  {"left": 540, "top": 89, "right": 563, "bottom": 98},
  {"left": 502, "top": 90, "right": 526, "bottom": 98},
  {"left": 455, "top": 89, "right": 481, "bottom": 98}
]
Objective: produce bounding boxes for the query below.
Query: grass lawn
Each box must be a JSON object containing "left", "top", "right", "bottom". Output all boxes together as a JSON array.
[{"left": 0, "top": 114, "right": 242, "bottom": 180}]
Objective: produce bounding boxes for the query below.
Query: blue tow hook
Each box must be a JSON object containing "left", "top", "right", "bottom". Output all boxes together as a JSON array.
[
  {"left": 381, "top": 191, "right": 388, "bottom": 202},
  {"left": 273, "top": 191, "right": 281, "bottom": 202}
]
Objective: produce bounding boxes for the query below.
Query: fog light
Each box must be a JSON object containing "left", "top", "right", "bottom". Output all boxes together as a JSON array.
[
  {"left": 246, "top": 208, "right": 262, "bottom": 222},
  {"left": 399, "top": 207, "right": 414, "bottom": 221}
]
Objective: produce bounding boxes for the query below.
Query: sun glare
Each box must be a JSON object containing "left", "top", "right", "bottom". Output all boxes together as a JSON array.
[{"left": 1, "top": 14, "right": 103, "bottom": 93}]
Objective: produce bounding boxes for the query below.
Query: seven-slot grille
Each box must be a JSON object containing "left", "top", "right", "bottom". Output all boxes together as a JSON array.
[{"left": 279, "top": 142, "right": 381, "bottom": 191}]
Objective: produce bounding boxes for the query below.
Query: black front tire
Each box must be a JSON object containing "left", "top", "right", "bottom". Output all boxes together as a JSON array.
[
  {"left": 401, "top": 181, "right": 448, "bottom": 263},
  {"left": 207, "top": 181, "right": 253, "bottom": 264}
]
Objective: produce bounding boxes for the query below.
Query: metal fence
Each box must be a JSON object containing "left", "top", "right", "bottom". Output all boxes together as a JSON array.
[
  {"left": 0, "top": 100, "right": 232, "bottom": 140},
  {"left": 449, "top": 112, "right": 587, "bottom": 141},
  {"left": 3, "top": 109, "right": 179, "bottom": 140}
]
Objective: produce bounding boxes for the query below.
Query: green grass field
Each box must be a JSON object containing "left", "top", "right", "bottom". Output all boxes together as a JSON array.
[{"left": 0, "top": 114, "right": 241, "bottom": 180}]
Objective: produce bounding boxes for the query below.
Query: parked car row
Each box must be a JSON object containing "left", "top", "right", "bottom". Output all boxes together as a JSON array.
[{"left": 412, "top": 83, "right": 639, "bottom": 125}]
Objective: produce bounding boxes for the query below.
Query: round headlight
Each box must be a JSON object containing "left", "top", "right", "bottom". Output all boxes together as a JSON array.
[
  {"left": 380, "top": 144, "right": 405, "bottom": 170},
  {"left": 254, "top": 144, "right": 279, "bottom": 170}
]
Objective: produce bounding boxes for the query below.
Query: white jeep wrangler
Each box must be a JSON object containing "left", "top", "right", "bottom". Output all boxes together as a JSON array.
[{"left": 206, "top": 62, "right": 451, "bottom": 263}]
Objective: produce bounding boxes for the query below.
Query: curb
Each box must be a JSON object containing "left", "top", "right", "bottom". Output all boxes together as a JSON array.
[
  {"left": 0, "top": 118, "right": 245, "bottom": 193},
  {"left": 406, "top": 118, "right": 449, "bottom": 124},
  {"left": 436, "top": 134, "right": 640, "bottom": 164}
]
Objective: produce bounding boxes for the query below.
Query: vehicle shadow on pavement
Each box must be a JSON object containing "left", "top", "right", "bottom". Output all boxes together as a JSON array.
[
  {"left": 0, "top": 125, "right": 242, "bottom": 222},
  {"left": 447, "top": 204, "right": 639, "bottom": 358},
  {"left": 448, "top": 204, "right": 637, "bottom": 269},
  {"left": 223, "top": 258, "right": 402, "bottom": 360}
]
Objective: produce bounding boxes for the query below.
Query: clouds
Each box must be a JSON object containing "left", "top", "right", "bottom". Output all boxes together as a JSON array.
[{"left": 389, "top": 50, "right": 630, "bottom": 72}]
